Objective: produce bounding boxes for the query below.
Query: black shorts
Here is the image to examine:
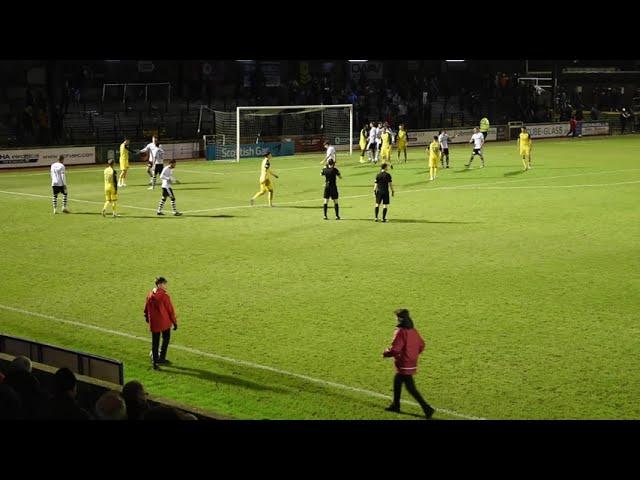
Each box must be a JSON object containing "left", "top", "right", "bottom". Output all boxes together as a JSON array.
[
  {"left": 482, "top": 131, "right": 488, "bottom": 139},
  {"left": 162, "top": 187, "right": 175, "bottom": 199},
  {"left": 323, "top": 185, "right": 339, "bottom": 200},
  {"left": 368, "top": 141, "right": 377, "bottom": 151},
  {"left": 473, "top": 148, "right": 482, "bottom": 155},
  {"left": 154, "top": 163, "right": 164, "bottom": 175},
  {"left": 442, "top": 148, "right": 449, "bottom": 155},
  {"left": 52, "top": 186, "right": 66, "bottom": 195},
  {"left": 375, "top": 191, "right": 390, "bottom": 205}
]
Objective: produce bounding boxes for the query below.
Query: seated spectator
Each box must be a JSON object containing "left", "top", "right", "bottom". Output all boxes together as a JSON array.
[
  {"left": 95, "top": 390, "right": 127, "bottom": 420},
  {"left": 0, "top": 384, "right": 24, "bottom": 420},
  {"left": 45, "top": 367, "right": 92, "bottom": 420},
  {"left": 143, "top": 405, "right": 182, "bottom": 420},
  {"left": 11, "top": 355, "right": 32, "bottom": 373},
  {"left": 3, "top": 357, "right": 49, "bottom": 419},
  {"left": 122, "top": 380, "right": 149, "bottom": 420}
]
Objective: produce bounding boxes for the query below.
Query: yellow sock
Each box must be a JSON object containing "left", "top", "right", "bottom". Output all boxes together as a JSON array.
[
  {"left": 112, "top": 202, "right": 117, "bottom": 213},
  {"left": 103, "top": 201, "right": 110, "bottom": 211}
]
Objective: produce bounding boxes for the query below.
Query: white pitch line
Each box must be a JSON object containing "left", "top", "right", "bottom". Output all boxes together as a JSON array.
[
  {"left": 0, "top": 303, "right": 484, "bottom": 420},
  {"left": 0, "top": 190, "right": 157, "bottom": 212},
  {"left": 182, "top": 167, "right": 640, "bottom": 214}
]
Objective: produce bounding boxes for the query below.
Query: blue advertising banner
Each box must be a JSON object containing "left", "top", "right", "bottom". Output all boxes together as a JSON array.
[{"left": 206, "top": 141, "right": 295, "bottom": 160}]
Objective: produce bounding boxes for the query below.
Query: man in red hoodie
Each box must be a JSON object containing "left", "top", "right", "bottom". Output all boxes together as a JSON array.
[
  {"left": 383, "top": 309, "right": 435, "bottom": 419},
  {"left": 144, "top": 276, "right": 178, "bottom": 370}
]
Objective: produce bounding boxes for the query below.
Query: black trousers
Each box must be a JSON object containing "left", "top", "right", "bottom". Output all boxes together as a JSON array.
[
  {"left": 392, "top": 373, "right": 432, "bottom": 413},
  {"left": 151, "top": 328, "right": 171, "bottom": 363}
]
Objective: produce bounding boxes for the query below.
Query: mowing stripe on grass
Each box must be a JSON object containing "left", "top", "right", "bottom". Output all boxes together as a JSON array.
[
  {"left": 0, "top": 303, "right": 485, "bottom": 420},
  {"left": 0, "top": 190, "right": 157, "bottom": 211},
  {"left": 468, "top": 180, "right": 640, "bottom": 190},
  {"left": 182, "top": 167, "right": 640, "bottom": 214}
]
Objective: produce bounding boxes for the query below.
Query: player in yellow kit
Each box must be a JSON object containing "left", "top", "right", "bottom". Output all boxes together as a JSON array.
[
  {"left": 517, "top": 126, "right": 532, "bottom": 170},
  {"left": 427, "top": 135, "right": 441, "bottom": 181},
  {"left": 250, "top": 151, "right": 279, "bottom": 207},
  {"left": 396, "top": 124, "right": 408, "bottom": 163},
  {"left": 380, "top": 127, "right": 392, "bottom": 167},
  {"left": 359, "top": 123, "right": 368, "bottom": 163},
  {"left": 118, "top": 137, "right": 133, "bottom": 187},
  {"left": 102, "top": 159, "right": 118, "bottom": 217}
]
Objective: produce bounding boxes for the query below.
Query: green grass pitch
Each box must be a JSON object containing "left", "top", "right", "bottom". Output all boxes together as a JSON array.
[{"left": 1, "top": 135, "right": 639, "bottom": 419}]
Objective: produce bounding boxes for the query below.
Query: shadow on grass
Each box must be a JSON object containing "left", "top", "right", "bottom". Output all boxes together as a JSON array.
[
  {"left": 160, "top": 364, "right": 289, "bottom": 393},
  {"left": 71, "top": 212, "right": 236, "bottom": 219},
  {"left": 344, "top": 218, "right": 479, "bottom": 224},
  {"left": 276, "top": 205, "right": 352, "bottom": 210},
  {"left": 503, "top": 169, "right": 527, "bottom": 177},
  {"left": 186, "top": 214, "right": 237, "bottom": 218},
  {"left": 176, "top": 186, "right": 219, "bottom": 191}
]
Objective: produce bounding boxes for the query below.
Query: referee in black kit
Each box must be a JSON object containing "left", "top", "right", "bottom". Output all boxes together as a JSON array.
[
  {"left": 374, "top": 163, "right": 394, "bottom": 222},
  {"left": 321, "top": 158, "right": 341, "bottom": 220}
]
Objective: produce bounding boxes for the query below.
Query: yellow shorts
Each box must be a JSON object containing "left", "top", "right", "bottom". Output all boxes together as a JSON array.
[
  {"left": 119, "top": 161, "right": 129, "bottom": 170},
  {"left": 429, "top": 157, "right": 440, "bottom": 168},
  {"left": 520, "top": 148, "right": 531, "bottom": 156},
  {"left": 259, "top": 180, "right": 273, "bottom": 193},
  {"left": 397, "top": 143, "right": 407, "bottom": 151},
  {"left": 359, "top": 139, "right": 367, "bottom": 150},
  {"left": 381, "top": 146, "right": 391, "bottom": 159},
  {"left": 105, "top": 189, "right": 118, "bottom": 202}
]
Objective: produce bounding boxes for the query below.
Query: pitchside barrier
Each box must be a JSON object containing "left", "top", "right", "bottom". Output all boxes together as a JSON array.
[
  {"left": 0, "top": 333, "right": 124, "bottom": 385},
  {"left": 406, "top": 121, "right": 610, "bottom": 147},
  {"left": 0, "top": 351, "right": 230, "bottom": 420}
]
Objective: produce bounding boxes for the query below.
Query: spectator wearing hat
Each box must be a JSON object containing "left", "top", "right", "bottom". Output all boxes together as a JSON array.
[{"left": 144, "top": 276, "right": 178, "bottom": 370}]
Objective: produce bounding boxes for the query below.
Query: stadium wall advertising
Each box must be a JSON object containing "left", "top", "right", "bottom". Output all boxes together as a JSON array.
[
  {"left": 0, "top": 146, "right": 96, "bottom": 169},
  {"left": 579, "top": 121, "right": 610, "bottom": 136},
  {"left": 206, "top": 141, "right": 295, "bottom": 160},
  {"left": 408, "top": 127, "right": 498, "bottom": 146},
  {"left": 161, "top": 142, "right": 200, "bottom": 160},
  {"left": 525, "top": 123, "right": 571, "bottom": 138}
]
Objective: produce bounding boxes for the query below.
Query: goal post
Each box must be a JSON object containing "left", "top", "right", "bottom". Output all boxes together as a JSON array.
[{"left": 235, "top": 104, "right": 353, "bottom": 162}]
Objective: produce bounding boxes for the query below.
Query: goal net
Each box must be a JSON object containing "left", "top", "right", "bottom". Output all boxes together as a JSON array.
[{"left": 200, "top": 104, "right": 353, "bottom": 161}]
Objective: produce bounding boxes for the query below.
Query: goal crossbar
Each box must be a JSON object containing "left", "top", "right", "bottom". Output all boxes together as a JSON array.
[{"left": 236, "top": 104, "right": 353, "bottom": 161}]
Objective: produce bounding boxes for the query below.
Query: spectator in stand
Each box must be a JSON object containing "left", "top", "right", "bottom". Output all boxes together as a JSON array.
[
  {"left": 620, "top": 108, "right": 631, "bottom": 134},
  {"left": 3, "top": 356, "right": 49, "bottom": 419},
  {"left": 44, "top": 367, "right": 92, "bottom": 420},
  {"left": 11, "top": 355, "right": 32, "bottom": 374},
  {"left": 567, "top": 116, "right": 578, "bottom": 138},
  {"left": 95, "top": 390, "right": 127, "bottom": 420},
  {"left": 122, "top": 380, "right": 149, "bottom": 420}
]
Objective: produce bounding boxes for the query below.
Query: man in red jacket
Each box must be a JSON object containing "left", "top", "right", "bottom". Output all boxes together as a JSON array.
[
  {"left": 144, "top": 276, "right": 178, "bottom": 370},
  {"left": 383, "top": 309, "right": 435, "bottom": 419}
]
